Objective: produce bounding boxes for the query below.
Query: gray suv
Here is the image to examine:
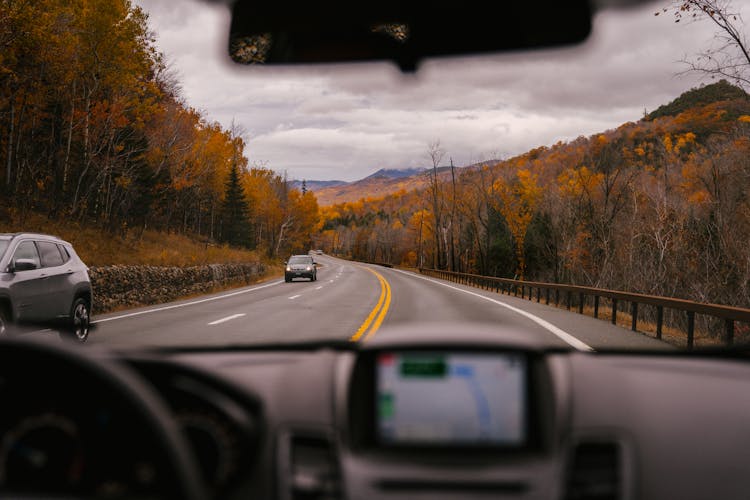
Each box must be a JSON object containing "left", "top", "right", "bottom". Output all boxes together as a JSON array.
[
  {"left": 0, "top": 233, "right": 92, "bottom": 341},
  {"left": 285, "top": 254, "right": 317, "bottom": 282}
]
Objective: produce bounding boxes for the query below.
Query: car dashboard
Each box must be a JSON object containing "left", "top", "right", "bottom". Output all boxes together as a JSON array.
[{"left": 1, "top": 324, "right": 750, "bottom": 500}]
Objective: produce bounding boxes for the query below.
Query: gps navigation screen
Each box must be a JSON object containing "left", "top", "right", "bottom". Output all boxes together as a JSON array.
[{"left": 376, "top": 352, "right": 527, "bottom": 445}]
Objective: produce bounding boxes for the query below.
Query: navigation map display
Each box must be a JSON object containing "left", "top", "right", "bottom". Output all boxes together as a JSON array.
[{"left": 376, "top": 352, "right": 527, "bottom": 445}]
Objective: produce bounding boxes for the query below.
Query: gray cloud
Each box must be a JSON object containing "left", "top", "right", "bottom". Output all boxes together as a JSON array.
[{"left": 135, "top": 0, "right": 749, "bottom": 181}]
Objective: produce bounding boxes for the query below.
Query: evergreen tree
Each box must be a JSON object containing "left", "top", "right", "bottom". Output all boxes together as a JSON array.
[{"left": 219, "top": 163, "right": 252, "bottom": 248}]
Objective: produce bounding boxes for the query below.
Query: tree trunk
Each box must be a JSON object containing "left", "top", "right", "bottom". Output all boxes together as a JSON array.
[
  {"left": 5, "top": 99, "right": 14, "bottom": 191},
  {"left": 450, "top": 158, "right": 457, "bottom": 271},
  {"left": 430, "top": 167, "right": 442, "bottom": 269},
  {"left": 62, "top": 81, "right": 76, "bottom": 196}
]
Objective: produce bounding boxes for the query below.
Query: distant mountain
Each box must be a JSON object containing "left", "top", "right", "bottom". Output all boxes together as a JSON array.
[
  {"left": 363, "top": 167, "right": 428, "bottom": 180},
  {"left": 313, "top": 165, "right": 466, "bottom": 206},
  {"left": 295, "top": 164, "right": 497, "bottom": 206},
  {"left": 292, "top": 168, "right": 426, "bottom": 195},
  {"left": 290, "top": 179, "right": 347, "bottom": 192}
]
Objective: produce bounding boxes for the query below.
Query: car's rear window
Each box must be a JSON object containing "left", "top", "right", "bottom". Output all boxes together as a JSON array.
[
  {"left": 57, "top": 244, "right": 71, "bottom": 263},
  {"left": 37, "top": 241, "right": 65, "bottom": 268}
]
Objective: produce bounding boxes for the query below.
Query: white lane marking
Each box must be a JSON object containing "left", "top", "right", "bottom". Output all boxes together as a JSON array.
[
  {"left": 208, "top": 313, "right": 246, "bottom": 326},
  {"left": 92, "top": 280, "right": 283, "bottom": 324},
  {"left": 315, "top": 286, "right": 323, "bottom": 290},
  {"left": 288, "top": 294, "right": 301, "bottom": 300},
  {"left": 329, "top": 280, "right": 334, "bottom": 283},
  {"left": 390, "top": 269, "right": 593, "bottom": 351}
]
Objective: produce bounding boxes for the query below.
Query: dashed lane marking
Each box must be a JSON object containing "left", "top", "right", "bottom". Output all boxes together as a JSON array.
[
  {"left": 93, "top": 280, "right": 283, "bottom": 324},
  {"left": 208, "top": 313, "right": 246, "bottom": 326}
]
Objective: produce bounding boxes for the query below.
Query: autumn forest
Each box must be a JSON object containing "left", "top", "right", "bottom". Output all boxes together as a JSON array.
[
  {"left": 0, "top": 0, "right": 319, "bottom": 258},
  {"left": 315, "top": 81, "right": 750, "bottom": 309},
  {"left": 2, "top": 0, "right": 750, "bottom": 312}
]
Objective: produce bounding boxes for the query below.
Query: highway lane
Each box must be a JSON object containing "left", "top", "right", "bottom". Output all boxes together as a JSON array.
[
  {"left": 21, "top": 254, "right": 668, "bottom": 350},
  {"left": 373, "top": 264, "right": 669, "bottom": 350},
  {"left": 88, "top": 255, "right": 382, "bottom": 347}
]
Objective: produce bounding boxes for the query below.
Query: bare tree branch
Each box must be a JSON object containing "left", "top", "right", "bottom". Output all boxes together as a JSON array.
[{"left": 660, "top": 0, "right": 750, "bottom": 89}]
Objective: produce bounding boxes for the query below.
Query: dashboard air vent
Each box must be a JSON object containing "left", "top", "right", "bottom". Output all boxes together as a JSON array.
[
  {"left": 288, "top": 434, "right": 341, "bottom": 500},
  {"left": 565, "top": 442, "right": 621, "bottom": 500}
]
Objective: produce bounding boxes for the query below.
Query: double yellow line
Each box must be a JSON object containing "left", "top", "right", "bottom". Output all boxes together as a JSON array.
[{"left": 350, "top": 267, "right": 391, "bottom": 342}]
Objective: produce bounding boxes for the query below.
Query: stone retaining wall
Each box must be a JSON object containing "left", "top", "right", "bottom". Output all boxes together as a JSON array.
[{"left": 89, "top": 262, "right": 266, "bottom": 312}]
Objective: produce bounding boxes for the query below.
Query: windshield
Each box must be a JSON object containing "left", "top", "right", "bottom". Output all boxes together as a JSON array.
[
  {"left": 1, "top": 0, "right": 749, "bottom": 351},
  {"left": 288, "top": 257, "right": 311, "bottom": 265}
]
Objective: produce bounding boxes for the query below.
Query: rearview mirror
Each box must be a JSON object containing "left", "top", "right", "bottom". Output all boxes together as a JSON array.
[{"left": 228, "top": 2, "right": 593, "bottom": 71}]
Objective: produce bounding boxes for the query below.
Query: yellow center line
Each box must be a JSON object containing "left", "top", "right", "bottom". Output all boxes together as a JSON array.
[
  {"left": 350, "top": 267, "right": 392, "bottom": 342},
  {"left": 364, "top": 272, "right": 391, "bottom": 341}
]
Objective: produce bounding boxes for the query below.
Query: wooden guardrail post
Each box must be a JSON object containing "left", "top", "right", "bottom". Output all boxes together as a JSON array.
[
  {"left": 611, "top": 298, "right": 618, "bottom": 325},
  {"left": 725, "top": 319, "right": 734, "bottom": 346},
  {"left": 594, "top": 296, "right": 600, "bottom": 318},
  {"left": 578, "top": 293, "right": 584, "bottom": 314},
  {"left": 656, "top": 306, "right": 663, "bottom": 339},
  {"left": 631, "top": 302, "right": 638, "bottom": 331},
  {"left": 687, "top": 311, "right": 695, "bottom": 350}
]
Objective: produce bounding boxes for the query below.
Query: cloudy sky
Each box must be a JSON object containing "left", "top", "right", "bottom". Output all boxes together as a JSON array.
[{"left": 134, "top": 0, "right": 749, "bottom": 181}]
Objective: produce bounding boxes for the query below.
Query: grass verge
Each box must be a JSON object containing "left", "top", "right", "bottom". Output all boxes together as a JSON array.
[{"left": 0, "top": 211, "right": 270, "bottom": 267}]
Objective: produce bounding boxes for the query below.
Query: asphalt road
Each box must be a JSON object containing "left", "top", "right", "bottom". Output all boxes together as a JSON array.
[{"left": 78, "top": 255, "right": 668, "bottom": 351}]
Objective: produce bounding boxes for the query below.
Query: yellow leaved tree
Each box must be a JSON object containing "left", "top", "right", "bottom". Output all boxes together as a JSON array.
[{"left": 491, "top": 167, "right": 542, "bottom": 280}]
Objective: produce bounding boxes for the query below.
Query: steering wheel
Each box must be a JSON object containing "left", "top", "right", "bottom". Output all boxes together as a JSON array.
[{"left": 0, "top": 338, "right": 208, "bottom": 499}]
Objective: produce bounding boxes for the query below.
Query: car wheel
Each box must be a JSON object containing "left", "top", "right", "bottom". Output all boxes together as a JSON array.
[
  {"left": 66, "top": 297, "right": 91, "bottom": 342},
  {"left": 0, "top": 306, "right": 9, "bottom": 337}
]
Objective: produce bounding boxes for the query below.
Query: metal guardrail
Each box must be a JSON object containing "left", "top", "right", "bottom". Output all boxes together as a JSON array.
[{"left": 419, "top": 268, "right": 750, "bottom": 349}]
